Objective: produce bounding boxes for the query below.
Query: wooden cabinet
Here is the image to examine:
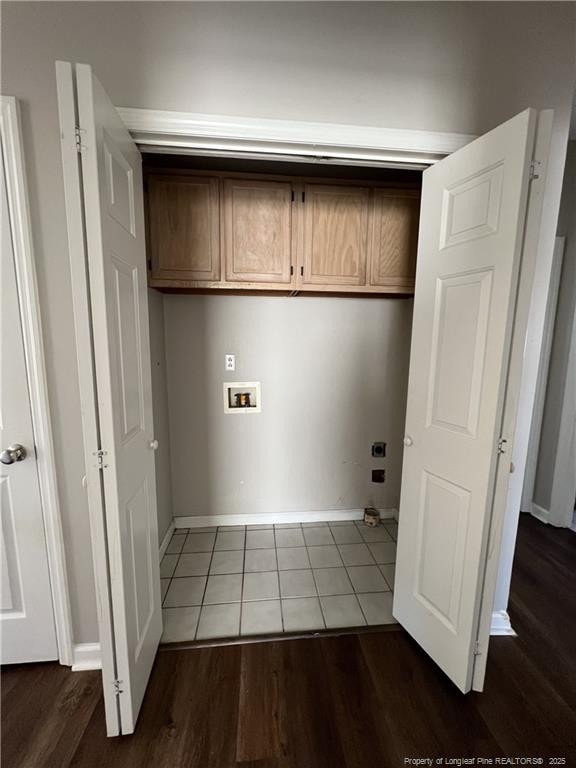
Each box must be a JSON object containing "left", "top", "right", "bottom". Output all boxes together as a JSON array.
[
  {"left": 301, "top": 184, "right": 370, "bottom": 288},
  {"left": 145, "top": 170, "right": 420, "bottom": 295},
  {"left": 369, "top": 189, "right": 419, "bottom": 291},
  {"left": 147, "top": 175, "right": 220, "bottom": 282},
  {"left": 223, "top": 179, "right": 294, "bottom": 285}
]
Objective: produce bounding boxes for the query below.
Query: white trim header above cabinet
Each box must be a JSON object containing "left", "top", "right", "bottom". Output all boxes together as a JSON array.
[{"left": 117, "top": 107, "right": 476, "bottom": 169}]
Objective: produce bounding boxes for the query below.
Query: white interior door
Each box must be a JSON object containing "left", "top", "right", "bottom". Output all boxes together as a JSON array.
[
  {"left": 0, "top": 142, "right": 58, "bottom": 664},
  {"left": 393, "top": 109, "right": 539, "bottom": 692},
  {"left": 76, "top": 63, "right": 162, "bottom": 734}
]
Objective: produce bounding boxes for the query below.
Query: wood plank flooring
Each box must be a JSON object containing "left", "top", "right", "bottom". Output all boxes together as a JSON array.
[{"left": 3, "top": 515, "right": 576, "bottom": 767}]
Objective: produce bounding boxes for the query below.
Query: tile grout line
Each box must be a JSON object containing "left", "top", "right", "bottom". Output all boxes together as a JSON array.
[
  {"left": 162, "top": 531, "right": 185, "bottom": 608},
  {"left": 274, "top": 530, "right": 283, "bottom": 631},
  {"left": 278, "top": 565, "right": 285, "bottom": 633},
  {"left": 168, "top": 557, "right": 395, "bottom": 579},
  {"left": 275, "top": 524, "right": 302, "bottom": 632},
  {"left": 164, "top": 586, "right": 393, "bottom": 610},
  {"left": 278, "top": 538, "right": 326, "bottom": 630},
  {"left": 194, "top": 529, "right": 219, "bottom": 639},
  {"left": 354, "top": 585, "right": 372, "bottom": 626},
  {"left": 309, "top": 567, "right": 327, "bottom": 630},
  {"left": 173, "top": 541, "right": 349, "bottom": 572},
  {"left": 164, "top": 523, "right": 397, "bottom": 640},
  {"left": 238, "top": 529, "right": 248, "bottom": 637}
]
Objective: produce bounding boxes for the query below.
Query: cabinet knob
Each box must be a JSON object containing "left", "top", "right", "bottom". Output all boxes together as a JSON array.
[
  {"left": 403, "top": 436, "right": 413, "bottom": 447},
  {"left": 149, "top": 439, "right": 159, "bottom": 451}
]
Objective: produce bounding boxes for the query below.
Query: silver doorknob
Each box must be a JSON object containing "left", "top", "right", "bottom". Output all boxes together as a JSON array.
[
  {"left": 149, "top": 439, "right": 159, "bottom": 451},
  {"left": 0, "top": 444, "right": 27, "bottom": 465},
  {"left": 403, "top": 436, "right": 413, "bottom": 447}
]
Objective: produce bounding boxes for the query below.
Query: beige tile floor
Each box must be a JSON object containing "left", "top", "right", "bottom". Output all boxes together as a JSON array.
[{"left": 160, "top": 519, "right": 398, "bottom": 643}]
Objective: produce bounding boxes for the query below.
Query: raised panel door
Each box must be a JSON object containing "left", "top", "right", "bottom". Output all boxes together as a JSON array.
[
  {"left": 76, "top": 63, "right": 162, "bottom": 735},
  {"left": 393, "top": 109, "right": 538, "bottom": 693}
]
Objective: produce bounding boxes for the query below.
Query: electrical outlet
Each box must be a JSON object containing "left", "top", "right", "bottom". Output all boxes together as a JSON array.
[
  {"left": 371, "top": 442, "right": 386, "bottom": 458},
  {"left": 225, "top": 354, "right": 235, "bottom": 371}
]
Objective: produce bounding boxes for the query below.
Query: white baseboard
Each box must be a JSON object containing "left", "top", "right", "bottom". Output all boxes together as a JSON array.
[
  {"left": 159, "top": 521, "right": 176, "bottom": 558},
  {"left": 490, "top": 610, "right": 516, "bottom": 636},
  {"left": 175, "top": 508, "right": 397, "bottom": 529},
  {"left": 530, "top": 503, "right": 551, "bottom": 525},
  {"left": 71, "top": 642, "right": 102, "bottom": 671}
]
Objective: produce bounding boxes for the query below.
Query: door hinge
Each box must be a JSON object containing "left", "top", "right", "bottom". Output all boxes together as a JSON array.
[
  {"left": 112, "top": 679, "right": 124, "bottom": 696},
  {"left": 473, "top": 640, "right": 482, "bottom": 657},
  {"left": 74, "top": 127, "right": 87, "bottom": 154},
  {"left": 529, "top": 159, "right": 541, "bottom": 181},
  {"left": 497, "top": 437, "right": 507, "bottom": 455},
  {"left": 93, "top": 449, "right": 108, "bottom": 470}
]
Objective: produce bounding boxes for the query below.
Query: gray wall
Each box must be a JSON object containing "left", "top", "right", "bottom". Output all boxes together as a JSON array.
[
  {"left": 148, "top": 289, "right": 174, "bottom": 542},
  {"left": 163, "top": 295, "right": 412, "bottom": 518},
  {"left": 2, "top": 1, "right": 574, "bottom": 643},
  {"left": 534, "top": 141, "right": 576, "bottom": 511}
]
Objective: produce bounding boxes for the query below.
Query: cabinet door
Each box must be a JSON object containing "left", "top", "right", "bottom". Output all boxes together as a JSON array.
[
  {"left": 223, "top": 178, "right": 293, "bottom": 284},
  {"left": 148, "top": 175, "right": 220, "bottom": 282},
  {"left": 369, "top": 189, "right": 420, "bottom": 291},
  {"left": 302, "top": 184, "right": 370, "bottom": 288}
]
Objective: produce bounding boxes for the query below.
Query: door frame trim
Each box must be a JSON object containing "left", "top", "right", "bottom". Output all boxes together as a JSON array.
[
  {"left": 61, "top": 77, "right": 560, "bottom": 703},
  {"left": 117, "top": 106, "right": 476, "bottom": 168},
  {"left": 546, "top": 265, "right": 576, "bottom": 527},
  {"left": 471, "top": 110, "right": 554, "bottom": 690},
  {"left": 521, "top": 236, "right": 565, "bottom": 513},
  {"left": 0, "top": 96, "right": 74, "bottom": 666}
]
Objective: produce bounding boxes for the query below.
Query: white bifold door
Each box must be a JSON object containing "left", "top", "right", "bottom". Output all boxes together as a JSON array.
[
  {"left": 393, "top": 109, "right": 545, "bottom": 692},
  {"left": 57, "top": 62, "right": 162, "bottom": 736},
  {"left": 57, "top": 60, "right": 548, "bottom": 736}
]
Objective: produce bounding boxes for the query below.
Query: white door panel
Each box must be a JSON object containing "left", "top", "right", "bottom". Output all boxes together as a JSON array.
[
  {"left": 0, "top": 146, "right": 58, "bottom": 663},
  {"left": 76, "top": 63, "right": 161, "bottom": 734},
  {"left": 393, "top": 109, "right": 538, "bottom": 692}
]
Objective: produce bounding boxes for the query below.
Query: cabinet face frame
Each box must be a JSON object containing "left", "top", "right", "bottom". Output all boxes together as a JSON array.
[
  {"left": 222, "top": 178, "right": 295, "bottom": 286},
  {"left": 368, "top": 188, "right": 420, "bottom": 292},
  {"left": 144, "top": 167, "right": 421, "bottom": 295},
  {"left": 147, "top": 174, "right": 220, "bottom": 282}
]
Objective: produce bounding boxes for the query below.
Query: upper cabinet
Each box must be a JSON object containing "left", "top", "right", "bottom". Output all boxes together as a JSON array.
[
  {"left": 147, "top": 175, "right": 220, "bottom": 282},
  {"left": 301, "top": 184, "right": 370, "bottom": 289},
  {"left": 369, "top": 189, "right": 419, "bottom": 292},
  {"left": 145, "top": 170, "right": 420, "bottom": 295},
  {"left": 223, "top": 179, "right": 294, "bottom": 285}
]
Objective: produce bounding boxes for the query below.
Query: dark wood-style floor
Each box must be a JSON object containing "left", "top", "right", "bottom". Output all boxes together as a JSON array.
[{"left": 3, "top": 515, "right": 576, "bottom": 767}]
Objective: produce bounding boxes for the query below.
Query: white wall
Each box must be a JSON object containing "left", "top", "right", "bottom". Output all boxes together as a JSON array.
[
  {"left": 163, "top": 295, "right": 412, "bottom": 519},
  {"left": 2, "top": 1, "right": 574, "bottom": 643}
]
